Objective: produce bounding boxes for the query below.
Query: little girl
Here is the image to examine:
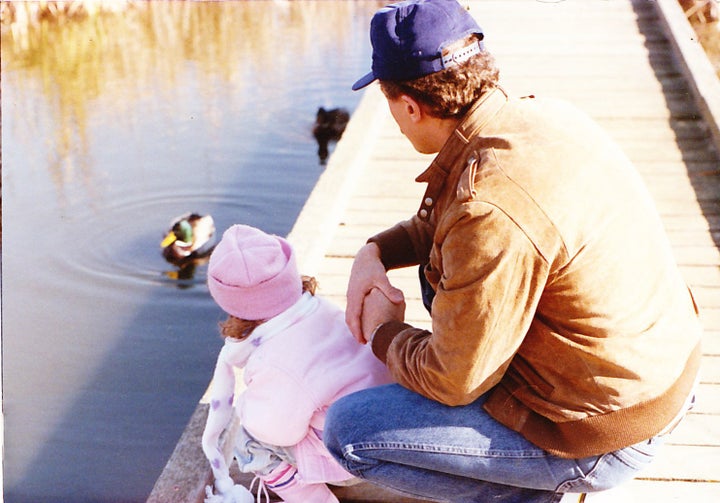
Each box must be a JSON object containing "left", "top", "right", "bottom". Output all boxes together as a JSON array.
[{"left": 202, "top": 224, "right": 393, "bottom": 503}]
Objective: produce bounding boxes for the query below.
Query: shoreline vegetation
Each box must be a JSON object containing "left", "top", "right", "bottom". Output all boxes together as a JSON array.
[
  {"left": 0, "top": 0, "right": 377, "bottom": 198},
  {"left": 1, "top": 0, "right": 719, "bottom": 76},
  {"left": 0, "top": 0, "right": 128, "bottom": 46},
  {"left": 679, "top": 0, "right": 720, "bottom": 77}
]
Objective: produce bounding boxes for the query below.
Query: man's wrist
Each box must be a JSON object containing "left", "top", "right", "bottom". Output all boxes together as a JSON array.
[
  {"left": 367, "top": 322, "right": 387, "bottom": 344},
  {"left": 361, "top": 241, "right": 382, "bottom": 263},
  {"left": 367, "top": 320, "right": 411, "bottom": 364}
]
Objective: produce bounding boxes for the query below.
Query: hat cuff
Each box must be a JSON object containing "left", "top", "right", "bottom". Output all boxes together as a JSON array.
[
  {"left": 207, "top": 237, "right": 302, "bottom": 320},
  {"left": 208, "top": 275, "right": 301, "bottom": 320},
  {"left": 352, "top": 71, "right": 376, "bottom": 91}
]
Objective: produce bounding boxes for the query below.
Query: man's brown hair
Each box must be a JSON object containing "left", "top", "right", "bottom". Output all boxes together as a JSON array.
[
  {"left": 379, "top": 35, "right": 499, "bottom": 119},
  {"left": 219, "top": 276, "right": 318, "bottom": 340}
]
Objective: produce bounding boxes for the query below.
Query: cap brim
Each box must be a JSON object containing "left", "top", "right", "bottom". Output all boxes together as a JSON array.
[{"left": 352, "top": 71, "right": 376, "bottom": 91}]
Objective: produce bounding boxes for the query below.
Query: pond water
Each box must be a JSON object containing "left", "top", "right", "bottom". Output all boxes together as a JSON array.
[{"left": 1, "top": 1, "right": 382, "bottom": 501}]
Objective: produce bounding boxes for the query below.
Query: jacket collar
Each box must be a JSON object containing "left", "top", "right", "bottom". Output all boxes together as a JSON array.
[
  {"left": 222, "top": 292, "right": 319, "bottom": 368},
  {"left": 415, "top": 87, "right": 508, "bottom": 221}
]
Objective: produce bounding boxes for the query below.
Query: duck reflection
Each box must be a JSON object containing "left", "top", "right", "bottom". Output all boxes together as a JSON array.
[{"left": 312, "top": 106, "right": 350, "bottom": 165}]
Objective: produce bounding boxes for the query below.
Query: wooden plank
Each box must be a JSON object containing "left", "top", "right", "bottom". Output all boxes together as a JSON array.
[
  {"left": 665, "top": 411, "right": 720, "bottom": 445},
  {"left": 582, "top": 480, "right": 720, "bottom": 501},
  {"left": 641, "top": 444, "right": 720, "bottom": 481},
  {"left": 700, "top": 355, "right": 720, "bottom": 383},
  {"left": 654, "top": 0, "right": 720, "bottom": 147},
  {"left": 151, "top": 1, "right": 720, "bottom": 501},
  {"left": 699, "top": 306, "right": 720, "bottom": 331},
  {"left": 690, "top": 382, "right": 720, "bottom": 414}
]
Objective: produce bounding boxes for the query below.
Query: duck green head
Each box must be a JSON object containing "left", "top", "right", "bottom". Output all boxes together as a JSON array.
[
  {"left": 175, "top": 219, "right": 193, "bottom": 243},
  {"left": 161, "top": 219, "right": 193, "bottom": 248}
]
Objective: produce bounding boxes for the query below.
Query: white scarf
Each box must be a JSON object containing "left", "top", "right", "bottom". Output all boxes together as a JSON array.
[{"left": 220, "top": 292, "right": 319, "bottom": 369}]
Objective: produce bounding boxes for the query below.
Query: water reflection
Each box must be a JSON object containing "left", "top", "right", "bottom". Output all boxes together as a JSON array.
[
  {"left": 312, "top": 106, "right": 351, "bottom": 164},
  {"left": 2, "top": 0, "right": 376, "bottom": 206},
  {"left": 1, "top": 1, "right": 382, "bottom": 501}
]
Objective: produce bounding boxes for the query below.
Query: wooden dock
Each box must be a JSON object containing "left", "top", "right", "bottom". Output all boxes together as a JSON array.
[{"left": 149, "top": 1, "right": 720, "bottom": 501}]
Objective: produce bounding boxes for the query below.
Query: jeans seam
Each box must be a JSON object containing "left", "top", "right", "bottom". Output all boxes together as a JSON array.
[
  {"left": 555, "top": 452, "right": 608, "bottom": 493},
  {"left": 343, "top": 444, "right": 562, "bottom": 503},
  {"left": 345, "top": 441, "right": 548, "bottom": 459}
]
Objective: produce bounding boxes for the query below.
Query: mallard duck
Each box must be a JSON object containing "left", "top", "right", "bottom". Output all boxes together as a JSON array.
[
  {"left": 161, "top": 213, "right": 216, "bottom": 263},
  {"left": 312, "top": 107, "right": 350, "bottom": 164}
]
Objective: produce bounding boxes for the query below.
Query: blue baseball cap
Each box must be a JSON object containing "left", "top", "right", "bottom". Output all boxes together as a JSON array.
[{"left": 352, "top": 0, "right": 484, "bottom": 91}]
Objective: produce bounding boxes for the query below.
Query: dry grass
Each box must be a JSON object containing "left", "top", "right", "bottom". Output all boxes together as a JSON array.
[
  {"left": 692, "top": 20, "right": 720, "bottom": 76},
  {"left": 679, "top": 0, "right": 720, "bottom": 76}
]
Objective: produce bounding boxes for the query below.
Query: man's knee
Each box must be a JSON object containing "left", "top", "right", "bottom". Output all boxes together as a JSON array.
[{"left": 324, "top": 393, "right": 357, "bottom": 459}]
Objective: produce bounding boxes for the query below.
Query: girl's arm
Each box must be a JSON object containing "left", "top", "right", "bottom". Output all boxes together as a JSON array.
[{"left": 201, "top": 349, "right": 237, "bottom": 482}]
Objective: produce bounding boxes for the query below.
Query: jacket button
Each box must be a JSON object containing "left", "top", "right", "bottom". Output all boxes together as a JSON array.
[
  {"left": 424, "top": 197, "right": 433, "bottom": 206},
  {"left": 420, "top": 209, "right": 428, "bottom": 218}
]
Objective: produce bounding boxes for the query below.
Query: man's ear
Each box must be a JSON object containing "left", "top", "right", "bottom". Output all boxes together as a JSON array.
[{"left": 400, "top": 94, "right": 424, "bottom": 123}]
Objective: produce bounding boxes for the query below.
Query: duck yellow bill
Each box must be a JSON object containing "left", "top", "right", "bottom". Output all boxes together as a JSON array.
[{"left": 161, "top": 232, "right": 178, "bottom": 248}]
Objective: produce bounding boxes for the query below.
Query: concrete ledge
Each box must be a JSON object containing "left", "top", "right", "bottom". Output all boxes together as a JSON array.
[
  {"left": 147, "top": 404, "right": 212, "bottom": 503},
  {"left": 287, "top": 84, "right": 388, "bottom": 275},
  {"left": 654, "top": 0, "right": 720, "bottom": 149},
  {"left": 146, "top": 406, "right": 429, "bottom": 503}
]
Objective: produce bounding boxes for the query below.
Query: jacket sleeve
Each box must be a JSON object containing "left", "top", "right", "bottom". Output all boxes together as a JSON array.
[
  {"left": 201, "top": 350, "right": 237, "bottom": 481},
  {"left": 368, "top": 215, "right": 434, "bottom": 269},
  {"left": 373, "top": 203, "right": 550, "bottom": 406}
]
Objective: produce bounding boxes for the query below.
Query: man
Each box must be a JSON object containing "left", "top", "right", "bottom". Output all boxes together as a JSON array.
[{"left": 323, "top": 1, "right": 702, "bottom": 502}]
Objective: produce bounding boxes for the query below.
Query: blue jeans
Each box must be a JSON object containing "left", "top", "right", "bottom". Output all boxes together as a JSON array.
[{"left": 324, "top": 384, "right": 664, "bottom": 503}]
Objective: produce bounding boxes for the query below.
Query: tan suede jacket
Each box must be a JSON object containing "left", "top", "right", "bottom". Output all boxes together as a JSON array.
[{"left": 369, "top": 87, "right": 702, "bottom": 458}]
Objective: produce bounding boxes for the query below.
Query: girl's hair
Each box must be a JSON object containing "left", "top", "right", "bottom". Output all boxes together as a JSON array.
[
  {"left": 219, "top": 275, "right": 318, "bottom": 340},
  {"left": 379, "top": 35, "right": 500, "bottom": 120}
]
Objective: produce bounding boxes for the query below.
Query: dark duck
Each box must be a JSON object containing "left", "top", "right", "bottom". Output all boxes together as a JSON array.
[
  {"left": 312, "top": 107, "right": 350, "bottom": 164},
  {"left": 161, "top": 212, "right": 216, "bottom": 265}
]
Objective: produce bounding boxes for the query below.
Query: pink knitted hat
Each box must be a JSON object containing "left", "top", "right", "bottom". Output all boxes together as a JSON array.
[{"left": 207, "top": 224, "right": 302, "bottom": 320}]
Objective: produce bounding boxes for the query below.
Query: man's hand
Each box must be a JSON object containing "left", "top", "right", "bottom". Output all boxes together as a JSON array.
[
  {"left": 361, "top": 287, "right": 406, "bottom": 344},
  {"left": 346, "top": 242, "right": 405, "bottom": 343}
]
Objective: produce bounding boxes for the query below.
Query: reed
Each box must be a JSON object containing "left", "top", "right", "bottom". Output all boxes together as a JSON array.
[
  {"left": 1, "top": 0, "right": 382, "bottom": 194},
  {"left": 2, "top": 0, "right": 380, "bottom": 105},
  {"left": 678, "top": 1, "right": 720, "bottom": 77},
  {"left": 679, "top": 0, "right": 718, "bottom": 23},
  {"left": 0, "top": 1, "right": 129, "bottom": 44}
]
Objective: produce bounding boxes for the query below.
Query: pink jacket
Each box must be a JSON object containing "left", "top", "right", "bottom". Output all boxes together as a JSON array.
[{"left": 202, "top": 292, "right": 393, "bottom": 485}]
